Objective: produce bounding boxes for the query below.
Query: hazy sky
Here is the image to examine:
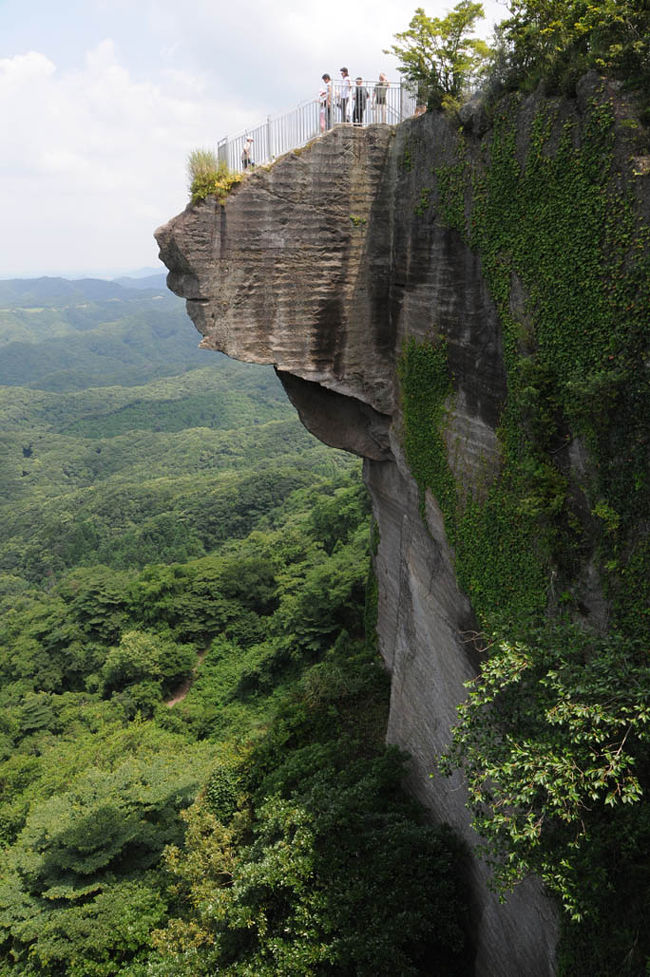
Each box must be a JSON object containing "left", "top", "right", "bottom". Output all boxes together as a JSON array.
[{"left": 0, "top": 0, "right": 508, "bottom": 278}]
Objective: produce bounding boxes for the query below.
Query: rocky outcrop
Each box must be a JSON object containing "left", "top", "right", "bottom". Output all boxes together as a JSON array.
[{"left": 156, "top": 119, "right": 559, "bottom": 975}]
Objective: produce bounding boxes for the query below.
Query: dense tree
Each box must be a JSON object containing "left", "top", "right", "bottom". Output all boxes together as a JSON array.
[
  {"left": 152, "top": 644, "right": 470, "bottom": 977},
  {"left": 385, "top": 1, "right": 491, "bottom": 109},
  {"left": 0, "top": 283, "right": 470, "bottom": 976},
  {"left": 494, "top": 0, "right": 650, "bottom": 95},
  {"left": 0, "top": 729, "right": 215, "bottom": 975}
]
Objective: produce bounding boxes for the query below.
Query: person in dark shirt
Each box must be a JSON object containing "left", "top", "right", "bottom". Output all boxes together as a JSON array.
[{"left": 353, "top": 77, "right": 368, "bottom": 126}]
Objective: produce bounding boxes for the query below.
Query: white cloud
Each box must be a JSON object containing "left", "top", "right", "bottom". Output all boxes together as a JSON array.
[
  {"left": 0, "top": 49, "right": 55, "bottom": 86},
  {"left": 141, "top": 0, "right": 507, "bottom": 97},
  {"left": 0, "top": 42, "right": 259, "bottom": 276},
  {"left": 0, "top": 0, "right": 510, "bottom": 276}
]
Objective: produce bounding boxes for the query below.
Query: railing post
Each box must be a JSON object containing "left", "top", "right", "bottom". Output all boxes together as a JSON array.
[
  {"left": 266, "top": 115, "right": 272, "bottom": 165},
  {"left": 217, "top": 137, "right": 228, "bottom": 166}
]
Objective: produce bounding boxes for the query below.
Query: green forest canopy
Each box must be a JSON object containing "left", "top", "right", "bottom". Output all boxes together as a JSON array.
[{"left": 0, "top": 280, "right": 470, "bottom": 977}]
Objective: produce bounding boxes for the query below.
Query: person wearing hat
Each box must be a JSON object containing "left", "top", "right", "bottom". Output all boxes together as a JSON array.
[{"left": 241, "top": 137, "right": 254, "bottom": 169}]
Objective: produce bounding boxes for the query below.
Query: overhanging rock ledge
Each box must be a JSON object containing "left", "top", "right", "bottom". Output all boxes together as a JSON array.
[{"left": 155, "top": 119, "right": 558, "bottom": 977}]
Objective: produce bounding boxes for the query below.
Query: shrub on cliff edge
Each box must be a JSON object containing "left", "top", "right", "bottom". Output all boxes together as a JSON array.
[{"left": 187, "top": 149, "right": 242, "bottom": 204}]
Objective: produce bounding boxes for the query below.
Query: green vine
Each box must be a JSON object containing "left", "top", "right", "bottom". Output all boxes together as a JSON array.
[
  {"left": 399, "top": 85, "right": 650, "bottom": 966},
  {"left": 398, "top": 337, "right": 456, "bottom": 522},
  {"left": 433, "top": 91, "right": 650, "bottom": 639},
  {"left": 414, "top": 186, "right": 432, "bottom": 217},
  {"left": 399, "top": 338, "right": 549, "bottom": 630}
]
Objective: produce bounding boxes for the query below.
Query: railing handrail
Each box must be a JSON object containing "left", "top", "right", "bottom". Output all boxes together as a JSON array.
[{"left": 217, "top": 81, "right": 416, "bottom": 173}]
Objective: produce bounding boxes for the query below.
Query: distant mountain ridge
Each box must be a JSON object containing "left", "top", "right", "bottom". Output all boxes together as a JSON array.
[
  {"left": 0, "top": 274, "right": 208, "bottom": 391},
  {"left": 0, "top": 274, "right": 167, "bottom": 307},
  {"left": 113, "top": 272, "right": 168, "bottom": 290}
]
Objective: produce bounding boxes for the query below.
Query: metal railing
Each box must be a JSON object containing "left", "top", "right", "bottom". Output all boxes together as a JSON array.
[{"left": 217, "top": 82, "right": 417, "bottom": 173}]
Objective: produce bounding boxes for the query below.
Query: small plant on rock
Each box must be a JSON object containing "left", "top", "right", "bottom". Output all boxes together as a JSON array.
[{"left": 187, "top": 148, "right": 243, "bottom": 204}]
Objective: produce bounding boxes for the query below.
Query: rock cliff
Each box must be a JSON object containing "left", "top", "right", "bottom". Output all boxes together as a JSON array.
[{"left": 156, "top": 76, "right": 648, "bottom": 977}]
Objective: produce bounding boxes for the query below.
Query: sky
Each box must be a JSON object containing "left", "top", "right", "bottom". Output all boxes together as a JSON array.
[{"left": 0, "top": 0, "right": 509, "bottom": 279}]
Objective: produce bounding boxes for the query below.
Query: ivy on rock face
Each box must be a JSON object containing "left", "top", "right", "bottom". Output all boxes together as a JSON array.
[
  {"left": 434, "top": 92, "right": 650, "bottom": 634},
  {"left": 399, "top": 79, "right": 650, "bottom": 972},
  {"left": 398, "top": 336, "right": 549, "bottom": 630}
]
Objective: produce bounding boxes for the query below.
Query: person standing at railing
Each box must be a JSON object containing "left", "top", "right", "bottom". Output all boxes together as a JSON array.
[
  {"left": 320, "top": 74, "right": 332, "bottom": 131},
  {"left": 352, "top": 77, "right": 368, "bottom": 126},
  {"left": 373, "top": 73, "right": 388, "bottom": 123},
  {"left": 338, "top": 67, "right": 351, "bottom": 123},
  {"left": 241, "top": 137, "right": 254, "bottom": 169}
]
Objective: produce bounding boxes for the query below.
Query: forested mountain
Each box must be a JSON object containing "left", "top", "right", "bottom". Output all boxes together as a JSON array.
[
  {"left": 0, "top": 281, "right": 468, "bottom": 976},
  {"left": 0, "top": 277, "right": 208, "bottom": 390}
]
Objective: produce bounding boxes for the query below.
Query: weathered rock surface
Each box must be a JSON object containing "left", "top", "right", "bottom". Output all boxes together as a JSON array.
[{"left": 156, "top": 119, "right": 558, "bottom": 976}]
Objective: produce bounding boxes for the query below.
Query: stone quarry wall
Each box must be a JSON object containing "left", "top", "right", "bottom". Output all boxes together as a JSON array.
[{"left": 156, "top": 80, "right": 648, "bottom": 976}]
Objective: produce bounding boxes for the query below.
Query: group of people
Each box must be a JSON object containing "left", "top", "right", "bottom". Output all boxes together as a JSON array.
[
  {"left": 240, "top": 68, "right": 390, "bottom": 168},
  {"left": 319, "top": 68, "right": 389, "bottom": 131}
]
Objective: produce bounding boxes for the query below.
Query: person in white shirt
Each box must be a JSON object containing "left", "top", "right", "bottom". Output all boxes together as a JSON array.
[
  {"left": 241, "top": 137, "right": 254, "bottom": 169},
  {"left": 339, "top": 67, "right": 351, "bottom": 123},
  {"left": 320, "top": 73, "right": 332, "bottom": 131}
]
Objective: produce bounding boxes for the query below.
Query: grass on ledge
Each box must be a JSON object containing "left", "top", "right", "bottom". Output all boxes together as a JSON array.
[{"left": 187, "top": 148, "right": 243, "bottom": 204}]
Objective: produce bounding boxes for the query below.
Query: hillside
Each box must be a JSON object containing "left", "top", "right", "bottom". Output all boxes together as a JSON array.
[
  {"left": 0, "top": 276, "right": 210, "bottom": 390},
  {"left": 0, "top": 282, "right": 469, "bottom": 977}
]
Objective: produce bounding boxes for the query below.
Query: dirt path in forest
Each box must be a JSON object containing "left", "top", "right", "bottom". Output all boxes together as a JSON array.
[{"left": 165, "top": 649, "right": 208, "bottom": 707}]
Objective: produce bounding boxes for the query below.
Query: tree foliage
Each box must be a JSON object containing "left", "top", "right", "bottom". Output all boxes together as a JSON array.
[
  {"left": 0, "top": 276, "right": 471, "bottom": 976},
  {"left": 385, "top": 1, "right": 492, "bottom": 109},
  {"left": 494, "top": 0, "right": 650, "bottom": 97},
  {"left": 0, "top": 736, "right": 213, "bottom": 976},
  {"left": 152, "top": 644, "right": 470, "bottom": 977},
  {"left": 442, "top": 626, "right": 650, "bottom": 921}
]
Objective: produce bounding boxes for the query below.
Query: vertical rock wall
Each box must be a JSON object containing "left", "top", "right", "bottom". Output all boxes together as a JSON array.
[{"left": 156, "top": 117, "right": 559, "bottom": 976}]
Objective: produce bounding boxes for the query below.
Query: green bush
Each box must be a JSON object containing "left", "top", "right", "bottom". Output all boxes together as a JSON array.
[
  {"left": 442, "top": 626, "right": 650, "bottom": 918},
  {"left": 153, "top": 642, "right": 471, "bottom": 977},
  {"left": 494, "top": 0, "right": 650, "bottom": 99},
  {"left": 101, "top": 630, "right": 196, "bottom": 701},
  {"left": 186, "top": 149, "right": 243, "bottom": 204}
]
